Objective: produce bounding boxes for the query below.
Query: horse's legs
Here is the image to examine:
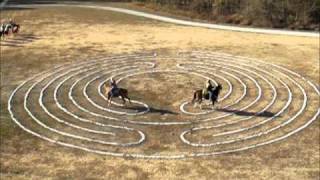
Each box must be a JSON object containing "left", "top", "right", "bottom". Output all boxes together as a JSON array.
[
  {"left": 107, "top": 94, "right": 113, "bottom": 106},
  {"left": 198, "top": 92, "right": 203, "bottom": 109},
  {"left": 192, "top": 92, "right": 197, "bottom": 104},
  {"left": 199, "top": 100, "right": 203, "bottom": 110},
  {"left": 126, "top": 96, "right": 131, "bottom": 104},
  {"left": 120, "top": 95, "right": 126, "bottom": 105},
  {"left": 193, "top": 102, "right": 198, "bottom": 108},
  {"left": 193, "top": 91, "right": 202, "bottom": 108},
  {"left": 211, "top": 100, "right": 215, "bottom": 109},
  {"left": 122, "top": 92, "right": 131, "bottom": 104},
  {"left": 192, "top": 92, "right": 197, "bottom": 107}
]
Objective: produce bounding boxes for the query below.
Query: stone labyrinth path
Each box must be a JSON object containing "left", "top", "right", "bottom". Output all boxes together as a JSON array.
[{"left": 8, "top": 51, "right": 319, "bottom": 159}]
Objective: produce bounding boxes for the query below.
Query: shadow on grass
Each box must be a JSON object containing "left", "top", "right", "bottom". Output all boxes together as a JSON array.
[
  {"left": 123, "top": 105, "right": 178, "bottom": 115},
  {"left": 216, "top": 108, "right": 278, "bottom": 118},
  {"left": 0, "top": 34, "right": 41, "bottom": 47}
]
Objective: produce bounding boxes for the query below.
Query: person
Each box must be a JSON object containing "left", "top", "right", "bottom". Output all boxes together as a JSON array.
[
  {"left": 109, "top": 78, "right": 118, "bottom": 96},
  {"left": 204, "top": 80, "right": 214, "bottom": 100}
]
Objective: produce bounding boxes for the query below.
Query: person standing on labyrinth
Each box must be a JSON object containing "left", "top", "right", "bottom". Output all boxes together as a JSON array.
[
  {"left": 110, "top": 78, "right": 119, "bottom": 96},
  {"left": 204, "top": 80, "right": 214, "bottom": 100}
]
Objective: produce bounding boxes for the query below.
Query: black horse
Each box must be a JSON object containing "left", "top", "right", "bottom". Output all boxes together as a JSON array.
[
  {"left": 103, "top": 84, "right": 131, "bottom": 106},
  {"left": 192, "top": 84, "right": 222, "bottom": 109}
]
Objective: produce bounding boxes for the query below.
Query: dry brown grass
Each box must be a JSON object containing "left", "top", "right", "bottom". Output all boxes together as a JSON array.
[{"left": 0, "top": 5, "right": 319, "bottom": 180}]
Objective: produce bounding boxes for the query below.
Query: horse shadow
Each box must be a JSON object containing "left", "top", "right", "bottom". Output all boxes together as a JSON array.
[
  {"left": 123, "top": 105, "right": 178, "bottom": 115},
  {"left": 0, "top": 34, "right": 41, "bottom": 47},
  {"left": 216, "top": 108, "right": 278, "bottom": 118}
]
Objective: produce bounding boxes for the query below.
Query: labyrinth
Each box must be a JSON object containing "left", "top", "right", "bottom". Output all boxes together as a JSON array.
[{"left": 8, "top": 51, "right": 319, "bottom": 159}]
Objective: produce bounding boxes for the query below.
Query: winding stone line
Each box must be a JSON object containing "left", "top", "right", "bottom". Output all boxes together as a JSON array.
[
  {"left": 27, "top": 57, "right": 146, "bottom": 146},
  {"left": 40, "top": 63, "right": 116, "bottom": 136},
  {"left": 70, "top": 64, "right": 194, "bottom": 125},
  {"left": 107, "top": 68, "right": 231, "bottom": 116},
  {"left": 51, "top": 58, "right": 155, "bottom": 134},
  {"left": 180, "top": 56, "right": 290, "bottom": 146},
  {"left": 179, "top": 65, "right": 248, "bottom": 114},
  {"left": 8, "top": 52, "right": 319, "bottom": 159},
  {"left": 178, "top": 62, "right": 263, "bottom": 115},
  {"left": 179, "top": 60, "right": 271, "bottom": 118},
  {"left": 207, "top": 75, "right": 286, "bottom": 137},
  {"left": 83, "top": 66, "right": 153, "bottom": 116},
  {"left": 179, "top": 56, "right": 290, "bottom": 122},
  {"left": 180, "top": 52, "right": 307, "bottom": 147},
  {"left": 181, "top": 60, "right": 279, "bottom": 119}
]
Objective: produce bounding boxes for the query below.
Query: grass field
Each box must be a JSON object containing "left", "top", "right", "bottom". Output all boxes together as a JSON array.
[{"left": 1, "top": 4, "right": 319, "bottom": 180}]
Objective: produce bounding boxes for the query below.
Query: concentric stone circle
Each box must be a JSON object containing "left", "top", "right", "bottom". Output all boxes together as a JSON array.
[{"left": 8, "top": 51, "right": 319, "bottom": 159}]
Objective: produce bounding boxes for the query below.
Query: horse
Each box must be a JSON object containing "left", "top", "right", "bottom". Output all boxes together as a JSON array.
[
  {"left": 0, "top": 24, "right": 13, "bottom": 40},
  {"left": 192, "top": 84, "right": 222, "bottom": 109},
  {"left": 103, "top": 83, "right": 131, "bottom": 106},
  {"left": 0, "top": 23, "right": 19, "bottom": 40}
]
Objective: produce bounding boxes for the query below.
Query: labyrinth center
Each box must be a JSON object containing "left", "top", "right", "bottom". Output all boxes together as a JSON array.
[{"left": 8, "top": 51, "right": 319, "bottom": 159}]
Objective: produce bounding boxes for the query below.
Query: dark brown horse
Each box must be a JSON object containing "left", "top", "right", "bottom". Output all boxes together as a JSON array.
[
  {"left": 192, "top": 84, "right": 222, "bottom": 109},
  {"left": 104, "top": 84, "right": 131, "bottom": 106}
]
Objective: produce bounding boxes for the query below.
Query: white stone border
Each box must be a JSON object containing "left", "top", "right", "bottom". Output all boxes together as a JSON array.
[{"left": 8, "top": 52, "right": 319, "bottom": 159}]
